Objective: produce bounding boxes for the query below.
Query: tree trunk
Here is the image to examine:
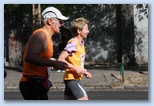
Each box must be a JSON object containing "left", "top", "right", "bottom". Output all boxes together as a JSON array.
[{"left": 32, "top": 4, "right": 41, "bottom": 31}]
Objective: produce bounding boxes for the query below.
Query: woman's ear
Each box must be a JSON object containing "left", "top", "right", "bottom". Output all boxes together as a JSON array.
[{"left": 77, "top": 29, "right": 81, "bottom": 34}]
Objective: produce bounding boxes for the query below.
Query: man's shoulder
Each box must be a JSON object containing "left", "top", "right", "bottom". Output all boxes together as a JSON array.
[
  {"left": 32, "top": 28, "right": 47, "bottom": 39},
  {"left": 33, "top": 28, "right": 46, "bottom": 35}
]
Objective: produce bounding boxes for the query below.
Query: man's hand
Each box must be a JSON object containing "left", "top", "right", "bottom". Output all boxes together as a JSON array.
[{"left": 51, "top": 60, "right": 68, "bottom": 70}]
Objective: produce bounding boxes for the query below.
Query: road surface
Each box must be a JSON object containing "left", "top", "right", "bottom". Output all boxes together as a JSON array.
[{"left": 4, "top": 90, "right": 148, "bottom": 100}]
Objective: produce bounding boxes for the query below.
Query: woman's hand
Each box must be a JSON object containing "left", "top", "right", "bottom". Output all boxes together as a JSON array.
[
  {"left": 84, "top": 71, "right": 92, "bottom": 78},
  {"left": 75, "top": 68, "right": 87, "bottom": 75}
]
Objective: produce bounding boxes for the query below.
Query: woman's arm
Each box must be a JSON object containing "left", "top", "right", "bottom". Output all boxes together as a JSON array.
[{"left": 58, "top": 50, "right": 86, "bottom": 75}]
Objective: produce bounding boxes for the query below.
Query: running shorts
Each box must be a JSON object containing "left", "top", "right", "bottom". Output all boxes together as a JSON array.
[{"left": 64, "top": 80, "right": 87, "bottom": 99}]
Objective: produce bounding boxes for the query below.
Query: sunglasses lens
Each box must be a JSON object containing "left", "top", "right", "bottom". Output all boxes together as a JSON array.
[{"left": 58, "top": 19, "right": 63, "bottom": 24}]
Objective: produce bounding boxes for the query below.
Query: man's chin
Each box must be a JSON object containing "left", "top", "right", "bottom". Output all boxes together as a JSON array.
[{"left": 55, "top": 31, "right": 60, "bottom": 34}]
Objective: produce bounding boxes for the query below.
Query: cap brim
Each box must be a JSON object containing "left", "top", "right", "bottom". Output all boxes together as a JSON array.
[{"left": 57, "top": 15, "right": 69, "bottom": 20}]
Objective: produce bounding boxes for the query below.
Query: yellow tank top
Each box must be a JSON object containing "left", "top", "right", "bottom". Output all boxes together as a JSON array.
[
  {"left": 20, "top": 28, "right": 53, "bottom": 82},
  {"left": 64, "top": 38, "right": 85, "bottom": 80}
]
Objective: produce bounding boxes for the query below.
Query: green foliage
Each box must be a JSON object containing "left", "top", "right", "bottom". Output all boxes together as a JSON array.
[
  {"left": 4, "top": 4, "right": 33, "bottom": 45},
  {"left": 4, "top": 4, "right": 148, "bottom": 47},
  {"left": 135, "top": 4, "right": 148, "bottom": 21}
]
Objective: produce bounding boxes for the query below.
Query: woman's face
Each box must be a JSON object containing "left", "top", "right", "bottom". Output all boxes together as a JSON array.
[{"left": 79, "top": 24, "right": 89, "bottom": 39}]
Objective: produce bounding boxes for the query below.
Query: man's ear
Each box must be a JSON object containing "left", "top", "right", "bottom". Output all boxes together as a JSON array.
[{"left": 47, "top": 19, "right": 54, "bottom": 25}]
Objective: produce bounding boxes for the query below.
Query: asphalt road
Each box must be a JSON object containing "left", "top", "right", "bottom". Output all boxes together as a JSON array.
[{"left": 4, "top": 90, "right": 148, "bottom": 100}]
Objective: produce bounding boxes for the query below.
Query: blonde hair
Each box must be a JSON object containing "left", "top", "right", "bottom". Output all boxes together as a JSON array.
[{"left": 71, "top": 17, "right": 89, "bottom": 35}]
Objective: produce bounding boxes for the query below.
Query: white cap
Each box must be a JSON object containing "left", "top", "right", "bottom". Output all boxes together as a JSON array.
[{"left": 42, "top": 7, "right": 69, "bottom": 20}]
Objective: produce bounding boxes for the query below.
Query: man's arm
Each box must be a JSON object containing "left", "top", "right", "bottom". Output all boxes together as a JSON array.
[
  {"left": 24, "top": 31, "right": 49, "bottom": 65},
  {"left": 24, "top": 31, "right": 67, "bottom": 70}
]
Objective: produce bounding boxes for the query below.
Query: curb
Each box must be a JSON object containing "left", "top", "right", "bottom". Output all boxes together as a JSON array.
[
  {"left": 4, "top": 85, "right": 148, "bottom": 91},
  {"left": 4, "top": 66, "right": 148, "bottom": 92}
]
